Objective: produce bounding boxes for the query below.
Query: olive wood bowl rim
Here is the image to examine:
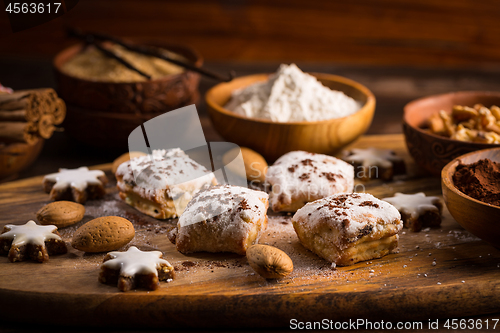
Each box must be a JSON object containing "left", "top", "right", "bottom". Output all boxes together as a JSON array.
[
  {"left": 441, "top": 147, "right": 500, "bottom": 211},
  {"left": 206, "top": 72, "right": 376, "bottom": 126}
]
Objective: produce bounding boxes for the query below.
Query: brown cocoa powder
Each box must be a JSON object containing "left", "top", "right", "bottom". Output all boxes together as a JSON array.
[{"left": 453, "top": 158, "right": 500, "bottom": 207}]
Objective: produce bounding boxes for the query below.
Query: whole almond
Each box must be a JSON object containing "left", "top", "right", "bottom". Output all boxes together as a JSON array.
[
  {"left": 112, "top": 151, "right": 147, "bottom": 174},
  {"left": 246, "top": 244, "right": 293, "bottom": 279},
  {"left": 36, "top": 201, "right": 85, "bottom": 228},
  {"left": 223, "top": 147, "right": 268, "bottom": 183},
  {"left": 71, "top": 216, "right": 135, "bottom": 253}
]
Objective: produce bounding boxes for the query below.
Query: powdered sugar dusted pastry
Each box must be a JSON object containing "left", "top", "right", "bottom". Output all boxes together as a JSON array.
[
  {"left": 0, "top": 220, "right": 67, "bottom": 262},
  {"left": 342, "top": 148, "right": 406, "bottom": 181},
  {"left": 292, "top": 193, "right": 402, "bottom": 266},
  {"left": 99, "top": 246, "right": 174, "bottom": 292},
  {"left": 116, "top": 148, "right": 217, "bottom": 219},
  {"left": 43, "top": 167, "right": 108, "bottom": 204},
  {"left": 265, "top": 151, "right": 354, "bottom": 212},
  {"left": 172, "top": 185, "right": 269, "bottom": 255},
  {"left": 382, "top": 192, "right": 443, "bottom": 232}
]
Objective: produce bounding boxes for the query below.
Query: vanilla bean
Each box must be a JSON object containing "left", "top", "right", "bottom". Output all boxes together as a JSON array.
[
  {"left": 93, "top": 42, "right": 151, "bottom": 80},
  {"left": 68, "top": 28, "right": 151, "bottom": 80},
  {"left": 68, "top": 28, "right": 234, "bottom": 82},
  {"left": 94, "top": 32, "right": 234, "bottom": 82}
]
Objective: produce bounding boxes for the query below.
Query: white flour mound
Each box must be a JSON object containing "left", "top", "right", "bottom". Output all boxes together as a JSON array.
[{"left": 225, "top": 63, "right": 362, "bottom": 122}]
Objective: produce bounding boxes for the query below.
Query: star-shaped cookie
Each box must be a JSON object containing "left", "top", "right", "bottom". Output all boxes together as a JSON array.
[
  {"left": 0, "top": 220, "right": 67, "bottom": 262},
  {"left": 382, "top": 192, "right": 443, "bottom": 232},
  {"left": 99, "top": 246, "right": 175, "bottom": 292},
  {"left": 43, "top": 166, "right": 108, "bottom": 204},
  {"left": 342, "top": 148, "right": 406, "bottom": 181}
]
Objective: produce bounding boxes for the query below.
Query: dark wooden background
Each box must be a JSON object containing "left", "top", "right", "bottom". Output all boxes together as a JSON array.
[{"left": 2, "top": 0, "right": 500, "bottom": 67}]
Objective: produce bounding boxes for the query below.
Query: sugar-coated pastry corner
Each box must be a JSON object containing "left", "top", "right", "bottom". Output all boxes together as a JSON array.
[
  {"left": 266, "top": 151, "right": 354, "bottom": 212},
  {"left": 292, "top": 193, "right": 402, "bottom": 266},
  {"left": 115, "top": 148, "right": 217, "bottom": 219},
  {"left": 173, "top": 185, "right": 269, "bottom": 255}
]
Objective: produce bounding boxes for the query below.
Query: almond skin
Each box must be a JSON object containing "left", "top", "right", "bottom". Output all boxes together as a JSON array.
[
  {"left": 36, "top": 201, "right": 85, "bottom": 228},
  {"left": 246, "top": 244, "right": 293, "bottom": 279},
  {"left": 71, "top": 216, "right": 135, "bottom": 253},
  {"left": 223, "top": 147, "right": 268, "bottom": 183}
]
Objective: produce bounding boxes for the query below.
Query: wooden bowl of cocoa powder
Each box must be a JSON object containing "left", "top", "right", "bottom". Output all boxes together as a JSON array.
[{"left": 441, "top": 147, "right": 500, "bottom": 249}]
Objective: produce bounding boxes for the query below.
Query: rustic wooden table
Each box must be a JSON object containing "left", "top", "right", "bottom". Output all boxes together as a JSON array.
[{"left": 1, "top": 58, "right": 500, "bottom": 332}]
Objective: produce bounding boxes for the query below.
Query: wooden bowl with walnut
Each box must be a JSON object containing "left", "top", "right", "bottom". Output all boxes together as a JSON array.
[{"left": 403, "top": 91, "right": 500, "bottom": 176}]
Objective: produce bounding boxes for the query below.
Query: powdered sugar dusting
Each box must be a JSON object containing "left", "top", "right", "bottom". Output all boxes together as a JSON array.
[
  {"left": 103, "top": 246, "right": 172, "bottom": 277},
  {"left": 266, "top": 151, "right": 354, "bottom": 211},
  {"left": 176, "top": 185, "right": 269, "bottom": 253},
  {"left": 292, "top": 193, "right": 402, "bottom": 250},
  {"left": 179, "top": 185, "right": 268, "bottom": 227},
  {"left": 382, "top": 192, "right": 442, "bottom": 218},
  {"left": 116, "top": 148, "right": 216, "bottom": 202},
  {"left": 44, "top": 166, "right": 105, "bottom": 192},
  {"left": 1, "top": 220, "right": 61, "bottom": 246},
  {"left": 225, "top": 64, "right": 361, "bottom": 122},
  {"left": 344, "top": 148, "right": 401, "bottom": 169}
]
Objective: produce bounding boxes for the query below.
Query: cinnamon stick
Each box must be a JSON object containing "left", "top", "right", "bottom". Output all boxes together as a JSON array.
[
  {"left": 34, "top": 88, "right": 58, "bottom": 112},
  {"left": 0, "top": 90, "right": 30, "bottom": 103},
  {"left": 36, "top": 114, "right": 56, "bottom": 139},
  {"left": 0, "top": 91, "right": 35, "bottom": 110},
  {"left": 36, "top": 96, "right": 50, "bottom": 121},
  {"left": 0, "top": 109, "right": 31, "bottom": 121},
  {"left": 34, "top": 88, "right": 57, "bottom": 98},
  {"left": 0, "top": 91, "right": 41, "bottom": 121},
  {"left": 33, "top": 89, "right": 66, "bottom": 126},
  {"left": 53, "top": 98, "right": 66, "bottom": 125},
  {"left": 0, "top": 88, "right": 65, "bottom": 143},
  {"left": 0, "top": 122, "right": 37, "bottom": 144}
]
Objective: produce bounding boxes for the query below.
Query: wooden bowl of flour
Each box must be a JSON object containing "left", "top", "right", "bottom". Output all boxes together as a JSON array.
[{"left": 206, "top": 73, "right": 375, "bottom": 162}]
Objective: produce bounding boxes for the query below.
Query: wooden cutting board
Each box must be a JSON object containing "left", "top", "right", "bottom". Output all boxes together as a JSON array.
[{"left": 1, "top": 134, "right": 499, "bottom": 329}]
